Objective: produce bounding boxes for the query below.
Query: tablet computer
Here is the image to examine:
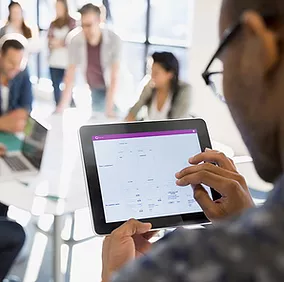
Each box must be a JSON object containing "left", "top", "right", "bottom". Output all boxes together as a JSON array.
[{"left": 79, "top": 119, "right": 220, "bottom": 235}]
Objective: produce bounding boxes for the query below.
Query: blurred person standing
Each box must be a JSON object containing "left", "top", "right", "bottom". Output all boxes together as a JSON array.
[
  {"left": 48, "top": 0, "right": 76, "bottom": 105},
  {"left": 56, "top": 3, "right": 122, "bottom": 116},
  {"left": 0, "top": 2, "right": 33, "bottom": 39},
  {"left": 126, "top": 52, "right": 191, "bottom": 121},
  {"left": 0, "top": 1, "right": 40, "bottom": 54}
]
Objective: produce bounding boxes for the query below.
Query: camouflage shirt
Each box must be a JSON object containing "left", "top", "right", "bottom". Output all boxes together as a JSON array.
[{"left": 113, "top": 175, "right": 284, "bottom": 282}]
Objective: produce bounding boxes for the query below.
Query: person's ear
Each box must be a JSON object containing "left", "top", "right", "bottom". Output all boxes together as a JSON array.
[
  {"left": 242, "top": 10, "right": 279, "bottom": 73},
  {"left": 168, "top": 71, "right": 174, "bottom": 81}
]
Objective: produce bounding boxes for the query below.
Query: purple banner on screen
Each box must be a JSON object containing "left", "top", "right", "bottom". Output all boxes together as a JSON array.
[{"left": 92, "top": 129, "right": 197, "bottom": 141}]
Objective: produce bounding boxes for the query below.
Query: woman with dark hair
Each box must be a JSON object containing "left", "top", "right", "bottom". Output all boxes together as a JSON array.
[
  {"left": 48, "top": 0, "right": 76, "bottom": 105},
  {"left": 0, "top": 2, "right": 32, "bottom": 39},
  {"left": 126, "top": 52, "right": 191, "bottom": 121}
]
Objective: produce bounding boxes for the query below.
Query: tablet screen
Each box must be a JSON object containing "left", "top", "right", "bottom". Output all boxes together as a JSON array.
[{"left": 92, "top": 129, "right": 212, "bottom": 223}]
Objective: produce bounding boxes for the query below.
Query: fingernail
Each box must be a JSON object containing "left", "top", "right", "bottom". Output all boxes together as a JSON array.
[
  {"left": 205, "top": 148, "right": 212, "bottom": 151},
  {"left": 143, "top": 223, "right": 152, "bottom": 230},
  {"left": 189, "top": 157, "right": 194, "bottom": 163}
]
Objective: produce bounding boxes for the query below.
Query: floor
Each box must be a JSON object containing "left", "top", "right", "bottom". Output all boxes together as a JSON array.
[{"left": 8, "top": 207, "right": 104, "bottom": 282}]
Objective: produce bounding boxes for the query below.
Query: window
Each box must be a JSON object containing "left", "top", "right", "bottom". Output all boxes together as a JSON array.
[
  {"left": 0, "top": 0, "right": 192, "bottom": 89},
  {"left": 109, "top": 0, "right": 147, "bottom": 42},
  {"left": 75, "top": 0, "right": 102, "bottom": 7},
  {"left": 17, "top": 0, "right": 38, "bottom": 28},
  {"left": 121, "top": 42, "right": 145, "bottom": 84},
  {"left": 149, "top": 0, "right": 192, "bottom": 47},
  {"left": 39, "top": 0, "right": 55, "bottom": 30},
  {"left": 107, "top": 0, "right": 192, "bottom": 84}
]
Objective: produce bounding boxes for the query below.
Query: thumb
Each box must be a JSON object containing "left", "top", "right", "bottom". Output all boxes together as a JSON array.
[{"left": 115, "top": 219, "right": 152, "bottom": 237}]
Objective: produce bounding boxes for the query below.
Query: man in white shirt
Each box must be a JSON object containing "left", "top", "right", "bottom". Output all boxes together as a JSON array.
[
  {"left": 56, "top": 3, "right": 122, "bottom": 117},
  {"left": 0, "top": 38, "right": 32, "bottom": 133}
]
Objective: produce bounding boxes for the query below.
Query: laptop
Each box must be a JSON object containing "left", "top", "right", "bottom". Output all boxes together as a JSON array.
[{"left": 0, "top": 117, "right": 49, "bottom": 182}]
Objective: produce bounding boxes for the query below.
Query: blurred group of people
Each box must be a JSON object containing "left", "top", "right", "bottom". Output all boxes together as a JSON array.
[{"left": 0, "top": 0, "right": 191, "bottom": 126}]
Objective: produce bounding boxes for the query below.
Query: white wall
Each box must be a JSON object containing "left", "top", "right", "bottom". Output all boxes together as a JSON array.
[{"left": 189, "top": 0, "right": 249, "bottom": 155}]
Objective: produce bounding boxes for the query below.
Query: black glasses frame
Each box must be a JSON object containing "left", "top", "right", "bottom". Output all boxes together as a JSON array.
[{"left": 202, "top": 14, "right": 276, "bottom": 102}]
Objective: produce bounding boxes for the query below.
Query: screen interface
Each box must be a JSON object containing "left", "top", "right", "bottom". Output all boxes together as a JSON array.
[
  {"left": 92, "top": 129, "right": 211, "bottom": 223},
  {"left": 22, "top": 118, "right": 47, "bottom": 169}
]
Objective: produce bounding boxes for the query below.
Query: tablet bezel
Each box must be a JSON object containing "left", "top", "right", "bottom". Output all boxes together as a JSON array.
[{"left": 79, "top": 118, "right": 221, "bottom": 235}]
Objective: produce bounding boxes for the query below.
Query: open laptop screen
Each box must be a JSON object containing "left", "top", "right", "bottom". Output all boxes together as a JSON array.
[{"left": 22, "top": 117, "right": 48, "bottom": 169}]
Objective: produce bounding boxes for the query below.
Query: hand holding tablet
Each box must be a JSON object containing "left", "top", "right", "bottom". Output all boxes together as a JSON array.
[
  {"left": 101, "top": 150, "right": 255, "bottom": 280},
  {"left": 79, "top": 119, "right": 253, "bottom": 235},
  {"left": 80, "top": 119, "right": 218, "bottom": 234}
]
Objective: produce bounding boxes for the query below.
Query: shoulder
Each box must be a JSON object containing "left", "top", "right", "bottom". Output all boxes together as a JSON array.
[
  {"left": 175, "top": 81, "right": 191, "bottom": 102},
  {"left": 0, "top": 24, "right": 6, "bottom": 31},
  {"left": 101, "top": 27, "right": 121, "bottom": 42},
  {"left": 12, "top": 68, "right": 30, "bottom": 84},
  {"left": 141, "top": 82, "right": 154, "bottom": 98},
  {"left": 66, "top": 27, "right": 84, "bottom": 45},
  {"left": 0, "top": 25, "right": 6, "bottom": 36},
  {"left": 48, "top": 21, "right": 55, "bottom": 29},
  {"left": 69, "top": 17, "right": 76, "bottom": 26},
  {"left": 16, "top": 68, "right": 29, "bottom": 78},
  {"left": 178, "top": 80, "right": 191, "bottom": 92}
]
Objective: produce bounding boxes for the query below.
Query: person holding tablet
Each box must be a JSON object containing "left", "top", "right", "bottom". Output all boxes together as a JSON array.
[
  {"left": 101, "top": 0, "right": 284, "bottom": 281},
  {"left": 126, "top": 52, "right": 191, "bottom": 121}
]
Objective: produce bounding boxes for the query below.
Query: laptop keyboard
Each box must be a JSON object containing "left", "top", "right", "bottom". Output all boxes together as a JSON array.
[{"left": 3, "top": 156, "right": 30, "bottom": 172}]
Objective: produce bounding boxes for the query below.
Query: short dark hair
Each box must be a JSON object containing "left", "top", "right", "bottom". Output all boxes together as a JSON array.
[
  {"left": 224, "top": 0, "right": 284, "bottom": 23},
  {"left": 78, "top": 3, "right": 101, "bottom": 16},
  {"left": 1, "top": 39, "right": 25, "bottom": 55}
]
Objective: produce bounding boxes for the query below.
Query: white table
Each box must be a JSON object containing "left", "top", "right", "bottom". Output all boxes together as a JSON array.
[
  {"left": 0, "top": 112, "right": 271, "bottom": 282},
  {"left": 0, "top": 109, "right": 117, "bottom": 282}
]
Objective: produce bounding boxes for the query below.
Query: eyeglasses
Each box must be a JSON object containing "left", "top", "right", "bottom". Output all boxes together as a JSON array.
[{"left": 202, "top": 14, "right": 276, "bottom": 103}]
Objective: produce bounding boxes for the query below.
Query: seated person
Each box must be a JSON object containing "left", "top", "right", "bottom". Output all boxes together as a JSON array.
[
  {"left": 0, "top": 144, "right": 25, "bottom": 282},
  {"left": 0, "top": 38, "right": 33, "bottom": 133},
  {"left": 126, "top": 52, "right": 191, "bottom": 121},
  {"left": 0, "top": 38, "right": 33, "bottom": 217}
]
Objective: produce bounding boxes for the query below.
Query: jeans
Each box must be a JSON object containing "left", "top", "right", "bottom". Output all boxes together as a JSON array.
[
  {"left": 91, "top": 88, "right": 106, "bottom": 112},
  {"left": 0, "top": 219, "right": 25, "bottom": 281},
  {"left": 50, "top": 68, "right": 65, "bottom": 105}
]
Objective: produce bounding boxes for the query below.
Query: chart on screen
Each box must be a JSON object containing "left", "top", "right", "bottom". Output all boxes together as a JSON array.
[{"left": 93, "top": 130, "right": 212, "bottom": 223}]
